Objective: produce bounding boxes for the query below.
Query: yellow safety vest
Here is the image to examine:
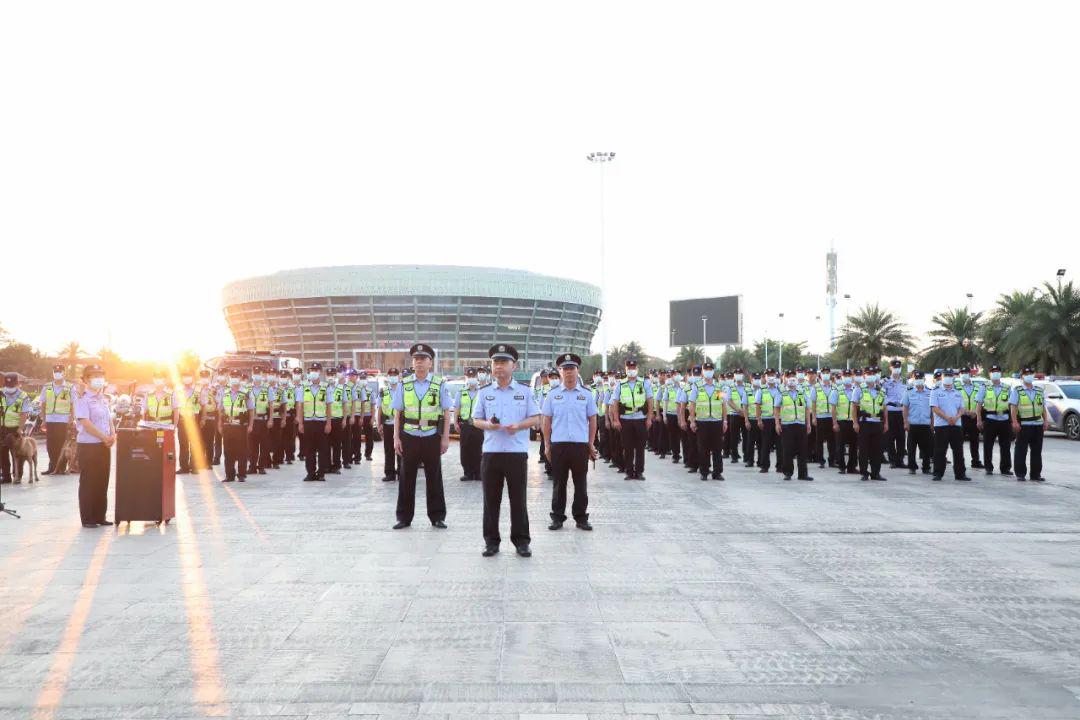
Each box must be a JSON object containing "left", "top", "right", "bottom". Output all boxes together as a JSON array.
[
  {"left": 459, "top": 390, "right": 475, "bottom": 421},
  {"left": 42, "top": 384, "right": 72, "bottom": 417},
  {"left": 960, "top": 385, "right": 979, "bottom": 412},
  {"left": 201, "top": 388, "right": 218, "bottom": 417},
  {"left": 779, "top": 391, "right": 807, "bottom": 423},
  {"left": 180, "top": 388, "right": 199, "bottom": 417},
  {"left": 834, "top": 388, "right": 852, "bottom": 421},
  {"left": 380, "top": 387, "right": 394, "bottom": 421},
  {"left": 1014, "top": 387, "right": 1044, "bottom": 421},
  {"left": 728, "top": 385, "right": 746, "bottom": 413},
  {"left": 1, "top": 392, "right": 27, "bottom": 428},
  {"left": 759, "top": 387, "right": 777, "bottom": 418},
  {"left": 664, "top": 384, "right": 680, "bottom": 414},
  {"left": 302, "top": 386, "right": 328, "bottom": 419},
  {"left": 222, "top": 391, "right": 248, "bottom": 423},
  {"left": 814, "top": 383, "right": 831, "bottom": 416},
  {"left": 618, "top": 380, "right": 647, "bottom": 416},
  {"left": 746, "top": 387, "right": 759, "bottom": 420},
  {"left": 146, "top": 393, "right": 173, "bottom": 422},
  {"left": 981, "top": 384, "right": 1010, "bottom": 414},
  {"left": 252, "top": 387, "right": 271, "bottom": 418},
  {"left": 858, "top": 389, "right": 885, "bottom": 419},
  {"left": 692, "top": 385, "right": 726, "bottom": 420},
  {"left": 402, "top": 376, "right": 443, "bottom": 432},
  {"left": 360, "top": 386, "right": 372, "bottom": 415}
]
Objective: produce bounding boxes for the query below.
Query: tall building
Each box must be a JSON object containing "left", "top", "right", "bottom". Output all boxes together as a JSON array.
[{"left": 221, "top": 265, "right": 601, "bottom": 373}]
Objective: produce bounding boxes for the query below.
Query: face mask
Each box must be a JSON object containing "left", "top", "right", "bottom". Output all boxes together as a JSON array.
[
  {"left": 752, "top": 378, "right": 761, "bottom": 387},
  {"left": 796, "top": 372, "right": 805, "bottom": 381},
  {"left": 734, "top": 374, "right": 744, "bottom": 382},
  {"left": 327, "top": 376, "right": 337, "bottom": 384},
  {"left": 915, "top": 379, "right": 925, "bottom": 388},
  {"left": 766, "top": 376, "right": 775, "bottom": 384},
  {"left": 960, "top": 374, "right": 970, "bottom": 382},
  {"left": 216, "top": 377, "right": 226, "bottom": 385},
  {"left": 943, "top": 377, "right": 954, "bottom": 387},
  {"left": 292, "top": 374, "right": 302, "bottom": 382},
  {"left": 627, "top": 369, "right": 638, "bottom": 379},
  {"left": 703, "top": 370, "right": 714, "bottom": 379},
  {"left": 854, "top": 377, "right": 864, "bottom": 385},
  {"left": 593, "top": 376, "right": 602, "bottom": 384},
  {"left": 389, "top": 377, "right": 399, "bottom": 386},
  {"left": 229, "top": 379, "right": 240, "bottom": 387},
  {"left": 467, "top": 378, "right": 478, "bottom": 388},
  {"left": 182, "top": 376, "right": 193, "bottom": 385},
  {"left": 53, "top": 372, "right": 63, "bottom": 381},
  {"left": 786, "top": 379, "right": 797, "bottom": 388},
  {"left": 609, "top": 379, "right": 617, "bottom": 387},
  {"left": 1022, "top": 374, "right": 1035, "bottom": 384},
  {"left": 869, "top": 374, "right": 879, "bottom": 383},
  {"left": 674, "top": 375, "right": 683, "bottom": 382},
  {"left": 153, "top": 378, "right": 164, "bottom": 387},
  {"left": 892, "top": 368, "right": 901, "bottom": 376},
  {"left": 3, "top": 386, "right": 17, "bottom": 395},
  {"left": 89, "top": 377, "right": 106, "bottom": 390},
  {"left": 252, "top": 374, "right": 263, "bottom": 383},
  {"left": 308, "top": 372, "right": 319, "bottom": 381},
  {"left": 478, "top": 372, "right": 489, "bottom": 381},
  {"left": 990, "top": 372, "right": 1001, "bottom": 381},
  {"left": 843, "top": 379, "right": 852, "bottom": 386}
]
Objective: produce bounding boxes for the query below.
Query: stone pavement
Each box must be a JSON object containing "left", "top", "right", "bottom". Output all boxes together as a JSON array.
[{"left": 2, "top": 435, "right": 1080, "bottom": 720}]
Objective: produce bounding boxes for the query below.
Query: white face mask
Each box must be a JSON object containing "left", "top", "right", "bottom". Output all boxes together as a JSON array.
[
  {"left": 752, "top": 378, "right": 761, "bottom": 387},
  {"left": 252, "top": 374, "right": 263, "bottom": 383},
  {"left": 892, "top": 368, "right": 901, "bottom": 376},
  {"left": 796, "top": 372, "right": 805, "bottom": 381},
  {"left": 216, "top": 376, "right": 226, "bottom": 385},
  {"left": 308, "top": 371, "right": 320, "bottom": 381},
  {"left": 1022, "top": 374, "right": 1035, "bottom": 384},
  {"left": 467, "top": 378, "right": 478, "bottom": 388},
  {"left": 960, "top": 373, "right": 970, "bottom": 382},
  {"left": 703, "top": 369, "right": 715, "bottom": 379},
  {"left": 593, "top": 376, "right": 602, "bottom": 384},
  {"left": 855, "top": 376, "right": 864, "bottom": 385},
  {"left": 915, "top": 379, "right": 925, "bottom": 388},
  {"left": 89, "top": 377, "right": 106, "bottom": 390},
  {"left": 734, "top": 374, "right": 744, "bottom": 382},
  {"left": 843, "top": 379, "right": 852, "bottom": 387},
  {"left": 153, "top": 378, "right": 164, "bottom": 387},
  {"left": 868, "top": 374, "right": 879, "bottom": 383},
  {"left": 229, "top": 378, "right": 240, "bottom": 387},
  {"left": 989, "top": 371, "right": 1001, "bottom": 381},
  {"left": 609, "top": 379, "right": 617, "bottom": 387},
  {"left": 674, "top": 374, "right": 683, "bottom": 382},
  {"left": 627, "top": 369, "right": 638, "bottom": 379},
  {"left": 292, "top": 374, "right": 302, "bottom": 383},
  {"left": 478, "top": 372, "right": 489, "bottom": 382},
  {"left": 182, "top": 376, "right": 193, "bottom": 385},
  {"left": 943, "top": 377, "right": 954, "bottom": 387},
  {"left": 786, "top": 378, "right": 797, "bottom": 389},
  {"left": 327, "top": 376, "right": 337, "bottom": 384},
  {"left": 53, "top": 372, "right": 63, "bottom": 381},
  {"left": 2, "top": 387, "right": 15, "bottom": 395},
  {"left": 766, "top": 376, "right": 775, "bottom": 385},
  {"left": 388, "top": 376, "right": 400, "bottom": 386}
]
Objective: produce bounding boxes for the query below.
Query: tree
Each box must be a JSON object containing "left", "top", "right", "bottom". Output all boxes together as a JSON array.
[
  {"left": 920, "top": 307, "right": 983, "bottom": 370},
  {"left": 57, "top": 341, "right": 86, "bottom": 369},
  {"left": 175, "top": 349, "right": 202, "bottom": 376},
  {"left": 97, "top": 347, "right": 123, "bottom": 378},
  {"left": 980, "top": 289, "right": 1037, "bottom": 366},
  {"left": 673, "top": 344, "right": 710, "bottom": 368},
  {"left": 1002, "top": 280, "right": 1080, "bottom": 374},
  {"left": 0, "top": 342, "right": 51, "bottom": 379},
  {"left": 719, "top": 345, "right": 761, "bottom": 373},
  {"left": 833, "top": 303, "right": 916, "bottom": 369},
  {"left": 752, "top": 340, "right": 808, "bottom": 371}
]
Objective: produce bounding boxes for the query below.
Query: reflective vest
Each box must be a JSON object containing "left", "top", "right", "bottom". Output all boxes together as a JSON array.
[
  {"left": 327, "top": 385, "right": 345, "bottom": 419},
  {"left": 180, "top": 388, "right": 199, "bottom": 417},
  {"left": 664, "top": 384, "right": 680, "bottom": 414},
  {"left": 858, "top": 389, "right": 885, "bottom": 418},
  {"left": 459, "top": 390, "right": 475, "bottom": 421},
  {"left": 594, "top": 385, "right": 607, "bottom": 414},
  {"left": 728, "top": 385, "right": 746, "bottom": 413},
  {"left": 43, "top": 384, "right": 72, "bottom": 417},
  {"left": 302, "top": 385, "right": 328, "bottom": 419},
  {"left": 814, "top": 383, "right": 831, "bottom": 416},
  {"left": 146, "top": 393, "right": 173, "bottom": 422},
  {"left": 618, "top": 380, "right": 646, "bottom": 416},
  {"left": 402, "top": 376, "right": 443, "bottom": 432},
  {"left": 222, "top": 391, "right": 248, "bottom": 423},
  {"left": 759, "top": 386, "right": 777, "bottom": 418},
  {"left": 981, "top": 384, "right": 1010, "bottom": 414},
  {"left": 380, "top": 387, "right": 394, "bottom": 422},
  {"left": 1, "top": 392, "right": 27, "bottom": 428},
  {"left": 1014, "top": 387, "right": 1044, "bottom": 421},
  {"left": 834, "top": 389, "right": 852, "bottom": 421},
  {"left": 252, "top": 387, "right": 271, "bottom": 418},
  {"left": 779, "top": 391, "right": 807, "bottom": 423},
  {"left": 746, "top": 387, "right": 759, "bottom": 420},
  {"left": 693, "top": 385, "right": 726, "bottom": 420},
  {"left": 360, "top": 385, "right": 372, "bottom": 415},
  {"left": 960, "top": 384, "right": 979, "bottom": 412}
]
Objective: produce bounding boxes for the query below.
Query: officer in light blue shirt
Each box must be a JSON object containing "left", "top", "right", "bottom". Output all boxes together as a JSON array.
[
  {"left": 901, "top": 370, "right": 932, "bottom": 474},
  {"left": 473, "top": 344, "right": 540, "bottom": 557},
  {"left": 882, "top": 359, "right": 908, "bottom": 468},
  {"left": 1009, "top": 366, "right": 1049, "bottom": 481},
  {"left": 929, "top": 369, "right": 969, "bottom": 481},
  {"left": 541, "top": 352, "right": 597, "bottom": 532},
  {"left": 976, "top": 364, "right": 1013, "bottom": 476},
  {"left": 611, "top": 359, "right": 654, "bottom": 480}
]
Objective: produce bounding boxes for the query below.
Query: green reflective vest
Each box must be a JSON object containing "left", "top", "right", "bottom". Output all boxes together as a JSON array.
[
  {"left": 42, "top": 384, "right": 72, "bottom": 416},
  {"left": 814, "top": 383, "right": 831, "bottom": 416},
  {"left": 759, "top": 387, "right": 777, "bottom": 419},
  {"left": 981, "top": 384, "right": 1010, "bottom": 414},
  {"left": 252, "top": 387, "right": 270, "bottom": 418},
  {"left": 1, "top": 392, "right": 27, "bottom": 428},
  {"left": 302, "top": 385, "right": 328, "bottom": 419},
  {"left": 859, "top": 389, "right": 885, "bottom": 418},
  {"left": 692, "top": 385, "right": 726, "bottom": 420},
  {"left": 664, "top": 384, "right": 680, "bottom": 414},
  {"left": 402, "top": 376, "right": 443, "bottom": 432},
  {"left": 779, "top": 391, "right": 807, "bottom": 423},
  {"left": 728, "top": 385, "right": 746, "bottom": 412},
  {"left": 146, "top": 393, "right": 173, "bottom": 422},
  {"left": 1014, "top": 387, "right": 1044, "bottom": 421},
  {"left": 459, "top": 390, "right": 475, "bottom": 421},
  {"left": 833, "top": 389, "right": 852, "bottom": 421},
  {"left": 746, "top": 387, "right": 759, "bottom": 420},
  {"left": 618, "top": 380, "right": 647, "bottom": 416},
  {"left": 327, "top": 385, "right": 345, "bottom": 419},
  {"left": 960, "top": 385, "right": 979, "bottom": 412},
  {"left": 380, "top": 387, "right": 394, "bottom": 423},
  {"left": 222, "top": 391, "right": 248, "bottom": 423}
]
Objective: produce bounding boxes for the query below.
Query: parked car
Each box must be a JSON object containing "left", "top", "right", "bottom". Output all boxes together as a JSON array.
[{"left": 1035, "top": 379, "right": 1080, "bottom": 440}]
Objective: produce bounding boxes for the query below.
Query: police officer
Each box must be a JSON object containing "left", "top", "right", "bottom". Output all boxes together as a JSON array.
[
  {"left": 1, "top": 373, "right": 31, "bottom": 484},
  {"left": 883, "top": 359, "right": 907, "bottom": 468},
  {"left": 144, "top": 370, "right": 178, "bottom": 426},
  {"left": 611, "top": 359, "right": 653, "bottom": 481},
  {"left": 743, "top": 372, "right": 762, "bottom": 468},
  {"left": 38, "top": 364, "right": 74, "bottom": 475},
  {"left": 211, "top": 370, "right": 228, "bottom": 464},
  {"left": 456, "top": 367, "right": 482, "bottom": 481},
  {"left": 957, "top": 367, "right": 984, "bottom": 469},
  {"left": 930, "top": 369, "right": 970, "bottom": 481},
  {"left": 604, "top": 373, "right": 623, "bottom": 467},
  {"left": 662, "top": 369, "right": 685, "bottom": 466},
  {"left": 852, "top": 366, "right": 888, "bottom": 481},
  {"left": 831, "top": 371, "right": 858, "bottom": 474},
  {"left": 275, "top": 370, "right": 296, "bottom": 466},
  {"left": 176, "top": 369, "right": 200, "bottom": 474},
  {"left": 298, "top": 362, "right": 331, "bottom": 482},
  {"left": 902, "top": 370, "right": 933, "bottom": 475},
  {"left": 324, "top": 366, "right": 348, "bottom": 473},
  {"left": 592, "top": 370, "right": 609, "bottom": 461},
  {"left": 773, "top": 370, "right": 814, "bottom": 481},
  {"left": 358, "top": 371, "right": 376, "bottom": 462},
  {"left": 976, "top": 364, "right": 1013, "bottom": 476},
  {"left": 809, "top": 368, "right": 835, "bottom": 469},
  {"left": 687, "top": 361, "right": 727, "bottom": 481},
  {"left": 198, "top": 369, "right": 218, "bottom": 468},
  {"left": 73, "top": 365, "right": 114, "bottom": 525},
  {"left": 247, "top": 366, "right": 274, "bottom": 476},
  {"left": 535, "top": 371, "right": 553, "bottom": 473},
  {"left": 726, "top": 369, "right": 748, "bottom": 464},
  {"left": 473, "top": 344, "right": 540, "bottom": 557},
  {"left": 392, "top": 344, "right": 452, "bottom": 529},
  {"left": 756, "top": 369, "right": 780, "bottom": 474},
  {"left": 1010, "top": 367, "right": 1048, "bottom": 482},
  {"left": 217, "top": 369, "right": 254, "bottom": 482},
  {"left": 377, "top": 369, "right": 400, "bottom": 481},
  {"left": 542, "top": 352, "right": 597, "bottom": 532}
]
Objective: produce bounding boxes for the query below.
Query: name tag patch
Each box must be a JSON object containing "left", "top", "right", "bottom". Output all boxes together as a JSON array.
[{"left": 514, "top": 395, "right": 525, "bottom": 400}]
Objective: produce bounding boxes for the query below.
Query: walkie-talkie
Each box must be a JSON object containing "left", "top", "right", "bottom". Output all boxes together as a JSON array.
[{"left": 490, "top": 415, "right": 500, "bottom": 425}]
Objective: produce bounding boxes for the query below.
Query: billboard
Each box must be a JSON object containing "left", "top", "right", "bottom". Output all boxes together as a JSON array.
[{"left": 669, "top": 295, "right": 742, "bottom": 347}]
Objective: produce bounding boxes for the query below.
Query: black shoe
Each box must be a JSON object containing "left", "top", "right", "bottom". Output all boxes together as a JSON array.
[
  {"left": 932, "top": 475, "right": 943, "bottom": 481},
  {"left": 460, "top": 475, "right": 470, "bottom": 482},
  {"left": 971, "top": 461, "right": 985, "bottom": 469},
  {"left": 838, "top": 469, "right": 847, "bottom": 475},
  {"left": 393, "top": 521, "right": 410, "bottom": 529},
  {"left": 432, "top": 520, "right": 447, "bottom": 529},
  {"left": 257, "top": 469, "right": 266, "bottom": 475},
  {"left": 315, "top": 474, "right": 326, "bottom": 481},
  {"left": 672, "top": 457, "right": 681, "bottom": 464},
  {"left": 177, "top": 469, "right": 189, "bottom": 475},
  {"left": 482, "top": 545, "right": 499, "bottom": 557},
  {"left": 303, "top": 475, "right": 316, "bottom": 482},
  {"left": 872, "top": 475, "right": 886, "bottom": 481},
  {"left": 1016, "top": 475, "right": 1026, "bottom": 481},
  {"left": 956, "top": 476, "right": 972, "bottom": 481},
  {"left": 744, "top": 462, "right": 754, "bottom": 468},
  {"left": 1001, "top": 470, "right": 1013, "bottom": 476},
  {"left": 326, "top": 469, "right": 340, "bottom": 475},
  {"left": 365, "top": 455, "right": 373, "bottom": 461},
  {"left": 272, "top": 464, "right": 280, "bottom": 469},
  {"left": 247, "top": 468, "right": 257, "bottom": 476},
  {"left": 908, "top": 468, "right": 916, "bottom": 475},
  {"left": 1032, "top": 476, "right": 1046, "bottom": 482},
  {"left": 43, "top": 469, "right": 54, "bottom": 475},
  {"left": 985, "top": 468, "right": 994, "bottom": 475},
  {"left": 576, "top": 520, "right": 593, "bottom": 531},
  {"left": 713, "top": 474, "right": 725, "bottom": 481},
  {"left": 82, "top": 522, "right": 98, "bottom": 528},
  {"left": 223, "top": 477, "right": 235, "bottom": 483},
  {"left": 98, "top": 520, "right": 114, "bottom": 526},
  {"left": 860, "top": 475, "right": 869, "bottom": 481},
  {"left": 759, "top": 467, "right": 769, "bottom": 474},
  {"left": 382, "top": 475, "right": 396, "bottom": 482},
  {"left": 342, "top": 464, "right": 351, "bottom": 469},
  {"left": 799, "top": 476, "right": 814, "bottom": 481},
  {"left": 637, "top": 474, "right": 646, "bottom": 481},
  {"left": 784, "top": 474, "right": 793, "bottom": 481},
  {"left": 548, "top": 521, "right": 564, "bottom": 530},
  {"left": 285, "top": 460, "right": 293, "bottom": 465},
  {"left": 238, "top": 476, "right": 246, "bottom": 482},
  {"left": 700, "top": 474, "right": 709, "bottom": 481},
  {"left": 516, "top": 545, "right": 532, "bottom": 557}
]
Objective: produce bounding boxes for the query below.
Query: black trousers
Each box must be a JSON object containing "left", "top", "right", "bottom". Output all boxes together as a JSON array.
[
  {"left": 836, "top": 420, "right": 858, "bottom": 472},
  {"left": 933, "top": 425, "right": 966, "bottom": 478},
  {"left": 45, "top": 421, "right": 68, "bottom": 472},
  {"left": 222, "top": 424, "right": 248, "bottom": 480},
  {"left": 696, "top": 420, "right": 725, "bottom": 477},
  {"left": 759, "top": 420, "right": 780, "bottom": 471},
  {"left": 248, "top": 419, "right": 269, "bottom": 472},
  {"left": 550, "top": 442, "right": 589, "bottom": 523},
  {"left": 609, "top": 416, "right": 623, "bottom": 467},
  {"left": 397, "top": 433, "right": 447, "bottom": 524},
  {"left": 619, "top": 418, "right": 647, "bottom": 477},
  {"left": 459, "top": 422, "right": 483, "bottom": 478},
  {"left": 726, "top": 414, "right": 744, "bottom": 461},
  {"left": 806, "top": 422, "right": 817, "bottom": 463},
  {"left": 176, "top": 417, "right": 195, "bottom": 472},
  {"left": 744, "top": 418, "right": 760, "bottom": 466},
  {"left": 664, "top": 414, "right": 682, "bottom": 461},
  {"left": 381, "top": 423, "right": 397, "bottom": 477},
  {"left": 340, "top": 418, "right": 352, "bottom": 465},
  {"left": 77, "top": 443, "right": 110, "bottom": 524},
  {"left": 267, "top": 417, "right": 283, "bottom": 465},
  {"left": 907, "top": 424, "right": 932, "bottom": 472},
  {"left": 361, "top": 416, "right": 375, "bottom": 458},
  {"left": 1014, "top": 425, "right": 1044, "bottom": 479},
  {"left": 212, "top": 426, "right": 222, "bottom": 464},
  {"left": 200, "top": 418, "right": 217, "bottom": 467},
  {"left": 780, "top": 423, "right": 809, "bottom": 478},
  {"left": 683, "top": 409, "right": 698, "bottom": 468},
  {"left": 303, "top": 419, "right": 330, "bottom": 477},
  {"left": 482, "top": 452, "right": 530, "bottom": 548},
  {"left": 328, "top": 417, "right": 344, "bottom": 469},
  {"left": 657, "top": 414, "right": 670, "bottom": 455},
  {"left": 596, "top": 416, "right": 608, "bottom": 459},
  {"left": 0, "top": 427, "right": 18, "bottom": 482},
  {"left": 648, "top": 416, "right": 661, "bottom": 451},
  {"left": 858, "top": 421, "right": 885, "bottom": 477},
  {"left": 281, "top": 413, "right": 296, "bottom": 462},
  {"left": 982, "top": 418, "right": 1013, "bottom": 473},
  {"left": 814, "top": 418, "right": 835, "bottom": 465},
  {"left": 886, "top": 410, "right": 905, "bottom": 465},
  {"left": 961, "top": 415, "right": 981, "bottom": 464}
]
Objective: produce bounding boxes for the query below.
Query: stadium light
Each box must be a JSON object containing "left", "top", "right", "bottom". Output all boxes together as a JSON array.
[{"left": 587, "top": 151, "right": 615, "bottom": 370}]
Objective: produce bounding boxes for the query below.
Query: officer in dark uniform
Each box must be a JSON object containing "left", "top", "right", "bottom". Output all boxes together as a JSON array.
[
  {"left": 391, "top": 344, "right": 451, "bottom": 529},
  {"left": 298, "top": 362, "right": 330, "bottom": 481},
  {"left": 376, "top": 368, "right": 401, "bottom": 482},
  {"left": 456, "top": 367, "right": 482, "bottom": 481},
  {"left": 217, "top": 370, "right": 254, "bottom": 482}
]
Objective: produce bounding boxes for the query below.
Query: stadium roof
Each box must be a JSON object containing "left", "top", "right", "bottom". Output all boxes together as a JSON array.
[{"left": 222, "top": 265, "right": 601, "bottom": 308}]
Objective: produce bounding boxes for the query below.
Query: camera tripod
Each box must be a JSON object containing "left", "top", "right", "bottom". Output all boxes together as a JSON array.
[{"left": 0, "top": 479, "right": 19, "bottom": 519}]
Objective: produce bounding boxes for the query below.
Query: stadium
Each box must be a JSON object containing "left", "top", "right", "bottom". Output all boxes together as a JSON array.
[{"left": 221, "top": 265, "right": 602, "bottom": 374}]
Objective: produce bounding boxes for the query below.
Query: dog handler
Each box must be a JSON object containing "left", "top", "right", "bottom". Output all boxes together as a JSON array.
[
  {"left": 74, "top": 364, "right": 116, "bottom": 527},
  {"left": 1, "top": 372, "right": 31, "bottom": 484}
]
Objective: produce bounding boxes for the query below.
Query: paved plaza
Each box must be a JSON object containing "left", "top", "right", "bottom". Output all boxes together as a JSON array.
[{"left": 2, "top": 436, "right": 1080, "bottom": 720}]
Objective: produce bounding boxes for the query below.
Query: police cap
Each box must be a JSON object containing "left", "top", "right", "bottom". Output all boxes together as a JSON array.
[
  {"left": 488, "top": 344, "right": 518, "bottom": 361},
  {"left": 387, "top": 368, "right": 400, "bottom": 376},
  {"left": 556, "top": 353, "right": 582, "bottom": 368},
  {"left": 625, "top": 359, "right": 638, "bottom": 368},
  {"left": 990, "top": 364, "right": 1002, "bottom": 372},
  {"left": 410, "top": 343, "right": 435, "bottom": 359},
  {"left": 890, "top": 359, "right": 902, "bottom": 368},
  {"left": 702, "top": 361, "right": 715, "bottom": 370},
  {"left": 913, "top": 370, "right": 925, "bottom": 379},
  {"left": 1021, "top": 365, "right": 1036, "bottom": 374},
  {"left": 52, "top": 364, "right": 64, "bottom": 373},
  {"left": 308, "top": 362, "right": 322, "bottom": 371},
  {"left": 465, "top": 367, "right": 477, "bottom": 377}
]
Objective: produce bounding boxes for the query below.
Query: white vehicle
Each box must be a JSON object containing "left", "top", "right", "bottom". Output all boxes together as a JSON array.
[{"left": 1035, "top": 379, "right": 1080, "bottom": 440}]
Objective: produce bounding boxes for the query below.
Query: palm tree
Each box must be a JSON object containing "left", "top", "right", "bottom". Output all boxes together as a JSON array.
[
  {"left": 920, "top": 307, "right": 983, "bottom": 370},
  {"left": 673, "top": 344, "right": 709, "bottom": 368},
  {"left": 752, "top": 340, "right": 808, "bottom": 371},
  {"left": 57, "top": 340, "right": 86, "bottom": 370},
  {"left": 1002, "top": 280, "right": 1080, "bottom": 374},
  {"left": 980, "top": 289, "right": 1037, "bottom": 366},
  {"left": 834, "top": 303, "right": 915, "bottom": 368},
  {"left": 719, "top": 345, "right": 759, "bottom": 372}
]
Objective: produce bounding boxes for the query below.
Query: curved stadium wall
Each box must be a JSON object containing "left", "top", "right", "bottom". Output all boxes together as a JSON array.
[{"left": 221, "top": 265, "right": 601, "bottom": 374}]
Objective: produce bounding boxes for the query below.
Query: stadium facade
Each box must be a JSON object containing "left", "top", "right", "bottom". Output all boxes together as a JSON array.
[{"left": 221, "top": 265, "right": 601, "bottom": 374}]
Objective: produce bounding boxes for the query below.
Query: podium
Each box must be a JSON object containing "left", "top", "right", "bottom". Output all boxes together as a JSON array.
[{"left": 115, "top": 428, "right": 176, "bottom": 524}]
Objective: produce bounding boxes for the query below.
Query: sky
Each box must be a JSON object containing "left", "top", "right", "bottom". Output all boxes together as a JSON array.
[{"left": 3, "top": 1, "right": 1079, "bottom": 365}]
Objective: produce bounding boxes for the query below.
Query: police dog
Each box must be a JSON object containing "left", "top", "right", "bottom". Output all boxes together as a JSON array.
[
  {"left": 56, "top": 424, "right": 79, "bottom": 474},
  {"left": 2, "top": 432, "right": 39, "bottom": 484}
]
